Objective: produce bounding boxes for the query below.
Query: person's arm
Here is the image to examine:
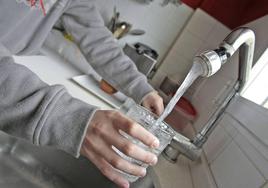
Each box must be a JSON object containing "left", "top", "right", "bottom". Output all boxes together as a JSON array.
[
  {"left": 60, "top": 0, "right": 154, "bottom": 104},
  {"left": 0, "top": 43, "right": 159, "bottom": 188},
  {"left": 0, "top": 43, "right": 97, "bottom": 157}
]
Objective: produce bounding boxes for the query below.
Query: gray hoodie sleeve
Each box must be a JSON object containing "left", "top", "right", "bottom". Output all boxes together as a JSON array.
[
  {"left": 0, "top": 43, "right": 98, "bottom": 158},
  {"left": 61, "top": 0, "right": 154, "bottom": 103}
]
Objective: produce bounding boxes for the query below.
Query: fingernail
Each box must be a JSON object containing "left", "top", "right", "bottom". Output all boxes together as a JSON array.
[
  {"left": 150, "top": 155, "right": 158, "bottom": 165},
  {"left": 141, "top": 168, "right": 147, "bottom": 177},
  {"left": 151, "top": 139, "right": 159, "bottom": 148},
  {"left": 122, "top": 182, "right": 129, "bottom": 188}
]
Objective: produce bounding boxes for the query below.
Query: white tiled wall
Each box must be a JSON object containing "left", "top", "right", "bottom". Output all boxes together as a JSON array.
[
  {"left": 203, "top": 117, "right": 233, "bottom": 164},
  {"left": 189, "top": 154, "right": 218, "bottom": 188},
  {"left": 153, "top": 9, "right": 268, "bottom": 87},
  {"left": 154, "top": 8, "right": 268, "bottom": 188},
  {"left": 244, "top": 14, "right": 268, "bottom": 65},
  {"left": 210, "top": 141, "right": 265, "bottom": 188},
  {"left": 192, "top": 12, "right": 268, "bottom": 188},
  {"left": 94, "top": 0, "right": 193, "bottom": 62},
  {"left": 152, "top": 9, "right": 231, "bottom": 88},
  {"left": 154, "top": 156, "right": 193, "bottom": 188},
  {"left": 234, "top": 133, "right": 268, "bottom": 179},
  {"left": 204, "top": 108, "right": 268, "bottom": 188}
]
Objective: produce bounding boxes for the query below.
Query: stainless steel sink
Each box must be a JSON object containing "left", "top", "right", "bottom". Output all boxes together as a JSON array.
[{"left": 0, "top": 132, "right": 158, "bottom": 188}]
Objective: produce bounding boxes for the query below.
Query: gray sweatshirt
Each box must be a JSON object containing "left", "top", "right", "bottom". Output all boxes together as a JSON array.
[{"left": 0, "top": 0, "right": 154, "bottom": 157}]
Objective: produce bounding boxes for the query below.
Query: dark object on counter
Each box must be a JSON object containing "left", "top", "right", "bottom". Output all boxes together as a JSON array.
[
  {"left": 135, "top": 0, "right": 154, "bottom": 4},
  {"left": 134, "top": 42, "right": 159, "bottom": 60},
  {"left": 123, "top": 43, "right": 158, "bottom": 77},
  {"left": 128, "top": 29, "right": 146, "bottom": 36},
  {"left": 161, "top": 0, "right": 182, "bottom": 6}
]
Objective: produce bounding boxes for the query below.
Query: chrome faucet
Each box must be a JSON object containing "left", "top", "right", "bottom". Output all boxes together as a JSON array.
[{"left": 163, "top": 27, "right": 255, "bottom": 162}]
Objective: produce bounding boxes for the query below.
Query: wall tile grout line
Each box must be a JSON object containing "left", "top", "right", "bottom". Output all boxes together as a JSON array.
[
  {"left": 232, "top": 132, "right": 268, "bottom": 180},
  {"left": 226, "top": 112, "right": 268, "bottom": 159}
]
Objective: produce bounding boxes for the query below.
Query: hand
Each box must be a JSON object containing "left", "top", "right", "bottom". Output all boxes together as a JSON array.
[
  {"left": 80, "top": 110, "right": 159, "bottom": 188},
  {"left": 142, "top": 91, "right": 164, "bottom": 116}
]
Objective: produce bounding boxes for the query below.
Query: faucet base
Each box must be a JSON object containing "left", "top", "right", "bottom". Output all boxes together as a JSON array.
[{"left": 162, "top": 145, "right": 181, "bottom": 163}]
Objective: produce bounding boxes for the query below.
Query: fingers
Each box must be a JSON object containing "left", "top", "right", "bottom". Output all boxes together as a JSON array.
[
  {"left": 104, "top": 129, "right": 158, "bottom": 165},
  {"left": 142, "top": 103, "right": 155, "bottom": 114},
  {"left": 82, "top": 147, "right": 130, "bottom": 188},
  {"left": 82, "top": 109, "right": 162, "bottom": 188},
  {"left": 148, "top": 98, "right": 164, "bottom": 116},
  {"left": 114, "top": 113, "right": 159, "bottom": 148},
  {"left": 141, "top": 92, "right": 164, "bottom": 116},
  {"left": 83, "top": 136, "right": 147, "bottom": 177},
  {"left": 153, "top": 101, "right": 164, "bottom": 116},
  {"left": 143, "top": 103, "right": 162, "bottom": 116}
]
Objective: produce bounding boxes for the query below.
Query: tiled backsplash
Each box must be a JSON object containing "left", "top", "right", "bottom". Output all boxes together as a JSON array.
[
  {"left": 244, "top": 14, "right": 268, "bottom": 65},
  {"left": 153, "top": 8, "right": 268, "bottom": 188},
  {"left": 151, "top": 9, "right": 231, "bottom": 88},
  {"left": 206, "top": 97, "right": 268, "bottom": 188},
  {"left": 152, "top": 10, "right": 268, "bottom": 89},
  {"left": 95, "top": 0, "right": 193, "bottom": 61}
]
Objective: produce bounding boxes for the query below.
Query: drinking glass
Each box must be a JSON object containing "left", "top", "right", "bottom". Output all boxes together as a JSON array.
[{"left": 114, "top": 104, "right": 175, "bottom": 182}]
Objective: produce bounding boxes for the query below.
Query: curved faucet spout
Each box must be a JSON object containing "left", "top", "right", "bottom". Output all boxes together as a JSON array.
[
  {"left": 163, "top": 27, "right": 256, "bottom": 162},
  {"left": 220, "top": 27, "right": 255, "bottom": 92}
]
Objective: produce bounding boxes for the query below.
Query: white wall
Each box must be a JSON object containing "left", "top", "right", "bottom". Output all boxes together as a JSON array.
[
  {"left": 155, "top": 9, "right": 268, "bottom": 188},
  {"left": 152, "top": 11, "right": 268, "bottom": 88},
  {"left": 245, "top": 14, "right": 268, "bottom": 65},
  {"left": 94, "top": 0, "right": 193, "bottom": 62},
  {"left": 204, "top": 98, "right": 268, "bottom": 188},
  {"left": 151, "top": 9, "right": 232, "bottom": 88},
  {"left": 195, "top": 13, "right": 268, "bottom": 188}
]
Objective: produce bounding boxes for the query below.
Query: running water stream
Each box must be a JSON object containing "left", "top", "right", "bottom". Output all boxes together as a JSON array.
[{"left": 155, "top": 61, "right": 205, "bottom": 125}]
